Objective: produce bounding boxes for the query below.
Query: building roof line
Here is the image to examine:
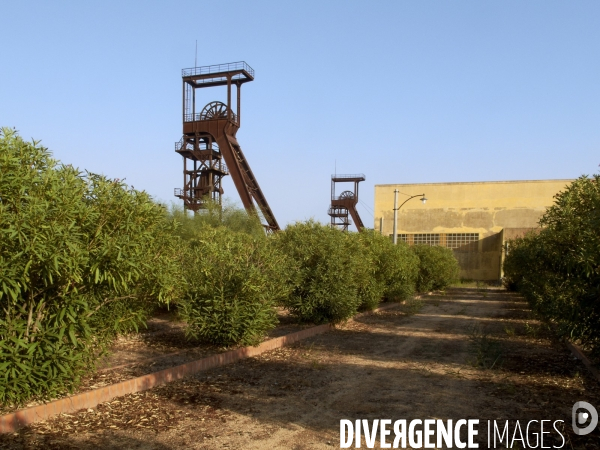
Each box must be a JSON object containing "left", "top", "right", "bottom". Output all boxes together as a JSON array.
[{"left": 375, "top": 179, "right": 575, "bottom": 188}]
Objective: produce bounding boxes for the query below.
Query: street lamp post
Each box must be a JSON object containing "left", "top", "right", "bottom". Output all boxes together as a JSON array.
[{"left": 392, "top": 190, "right": 427, "bottom": 244}]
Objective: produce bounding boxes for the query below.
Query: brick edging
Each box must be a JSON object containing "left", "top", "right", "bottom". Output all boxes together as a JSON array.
[{"left": 0, "top": 300, "right": 407, "bottom": 434}]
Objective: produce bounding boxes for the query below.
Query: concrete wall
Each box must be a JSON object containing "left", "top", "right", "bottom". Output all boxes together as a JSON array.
[
  {"left": 452, "top": 233, "right": 503, "bottom": 281},
  {"left": 373, "top": 180, "right": 573, "bottom": 281}
]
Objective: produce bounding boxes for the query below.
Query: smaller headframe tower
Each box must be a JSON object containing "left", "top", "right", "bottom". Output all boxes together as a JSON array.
[
  {"left": 328, "top": 174, "right": 365, "bottom": 232},
  {"left": 174, "top": 61, "right": 279, "bottom": 232}
]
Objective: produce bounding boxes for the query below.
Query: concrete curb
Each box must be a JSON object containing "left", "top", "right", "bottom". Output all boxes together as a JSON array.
[{"left": 0, "top": 301, "right": 406, "bottom": 434}]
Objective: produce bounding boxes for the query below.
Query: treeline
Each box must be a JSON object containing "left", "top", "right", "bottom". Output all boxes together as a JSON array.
[
  {"left": 503, "top": 174, "right": 600, "bottom": 352},
  {"left": 0, "top": 129, "right": 459, "bottom": 404}
]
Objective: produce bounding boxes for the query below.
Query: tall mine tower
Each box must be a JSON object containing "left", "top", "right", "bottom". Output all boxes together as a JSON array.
[
  {"left": 328, "top": 174, "right": 365, "bottom": 232},
  {"left": 174, "top": 61, "right": 279, "bottom": 232}
]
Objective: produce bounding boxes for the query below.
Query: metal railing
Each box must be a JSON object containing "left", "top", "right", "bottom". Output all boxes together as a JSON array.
[
  {"left": 173, "top": 158, "right": 229, "bottom": 174},
  {"left": 182, "top": 61, "right": 254, "bottom": 78},
  {"left": 174, "top": 138, "right": 183, "bottom": 151},
  {"left": 331, "top": 173, "right": 366, "bottom": 180},
  {"left": 174, "top": 139, "right": 224, "bottom": 152},
  {"left": 184, "top": 112, "right": 238, "bottom": 123},
  {"left": 220, "top": 161, "right": 229, "bottom": 175}
]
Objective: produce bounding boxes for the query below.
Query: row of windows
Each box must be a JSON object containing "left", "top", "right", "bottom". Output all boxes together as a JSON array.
[
  {"left": 445, "top": 233, "right": 480, "bottom": 249},
  {"left": 392, "top": 233, "right": 480, "bottom": 250}
]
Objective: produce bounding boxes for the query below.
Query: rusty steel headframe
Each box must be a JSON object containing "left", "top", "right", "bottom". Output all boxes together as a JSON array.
[
  {"left": 328, "top": 174, "right": 365, "bottom": 231},
  {"left": 174, "top": 61, "right": 280, "bottom": 232}
]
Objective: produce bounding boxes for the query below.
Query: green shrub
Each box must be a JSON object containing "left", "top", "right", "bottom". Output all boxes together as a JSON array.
[
  {"left": 346, "top": 231, "right": 382, "bottom": 311},
  {"left": 503, "top": 174, "right": 600, "bottom": 351},
  {"left": 0, "top": 128, "right": 180, "bottom": 404},
  {"left": 502, "top": 232, "right": 539, "bottom": 292},
  {"left": 178, "top": 227, "right": 291, "bottom": 346},
  {"left": 272, "top": 221, "right": 363, "bottom": 323},
  {"left": 411, "top": 245, "right": 460, "bottom": 292},
  {"left": 380, "top": 239, "right": 419, "bottom": 302},
  {"left": 169, "top": 199, "right": 265, "bottom": 240},
  {"left": 352, "top": 231, "right": 418, "bottom": 309}
]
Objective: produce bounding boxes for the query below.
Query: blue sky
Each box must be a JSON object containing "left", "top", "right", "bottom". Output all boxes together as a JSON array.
[{"left": 2, "top": 1, "right": 599, "bottom": 227}]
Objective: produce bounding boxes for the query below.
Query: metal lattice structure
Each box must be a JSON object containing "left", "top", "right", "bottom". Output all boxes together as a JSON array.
[
  {"left": 328, "top": 174, "right": 365, "bottom": 231},
  {"left": 174, "top": 62, "right": 279, "bottom": 232}
]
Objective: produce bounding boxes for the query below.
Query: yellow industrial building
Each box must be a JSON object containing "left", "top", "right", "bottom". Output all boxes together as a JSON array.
[{"left": 373, "top": 179, "right": 573, "bottom": 281}]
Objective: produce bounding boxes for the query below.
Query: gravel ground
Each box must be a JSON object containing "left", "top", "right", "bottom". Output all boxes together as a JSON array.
[{"left": 1, "top": 287, "right": 599, "bottom": 449}]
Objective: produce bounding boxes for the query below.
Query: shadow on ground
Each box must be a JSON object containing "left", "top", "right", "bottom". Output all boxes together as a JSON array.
[{"left": 2, "top": 288, "right": 599, "bottom": 449}]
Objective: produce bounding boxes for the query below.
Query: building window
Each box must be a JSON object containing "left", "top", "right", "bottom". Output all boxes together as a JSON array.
[
  {"left": 413, "top": 233, "right": 440, "bottom": 246},
  {"left": 445, "top": 233, "right": 480, "bottom": 249},
  {"left": 389, "top": 232, "right": 479, "bottom": 249}
]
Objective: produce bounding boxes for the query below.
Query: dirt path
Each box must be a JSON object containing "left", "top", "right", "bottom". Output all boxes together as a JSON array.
[{"left": 2, "top": 287, "right": 600, "bottom": 449}]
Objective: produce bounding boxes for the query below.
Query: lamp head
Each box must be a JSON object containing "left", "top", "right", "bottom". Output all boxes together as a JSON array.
[{"left": 421, "top": 196, "right": 427, "bottom": 205}]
